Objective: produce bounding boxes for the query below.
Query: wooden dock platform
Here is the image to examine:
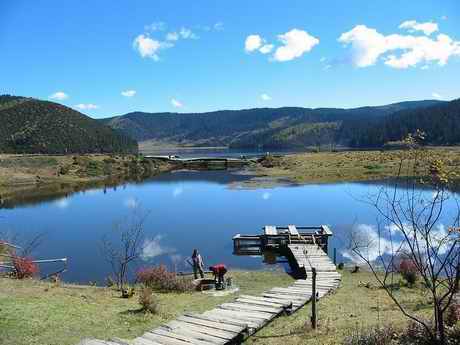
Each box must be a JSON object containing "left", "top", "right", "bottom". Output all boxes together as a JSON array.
[
  {"left": 78, "top": 226, "right": 340, "bottom": 345},
  {"left": 144, "top": 156, "right": 253, "bottom": 170}
]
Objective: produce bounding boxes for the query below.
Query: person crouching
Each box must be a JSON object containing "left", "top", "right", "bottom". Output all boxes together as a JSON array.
[{"left": 209, "top": 264, "right": 227, "bottom": 290}]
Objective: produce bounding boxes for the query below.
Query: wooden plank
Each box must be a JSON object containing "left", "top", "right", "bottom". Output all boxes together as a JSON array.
[
  {"left": 270, "top": 287, "right": 311, "bottom": 295},
  {"left": 288, "top": 225, "right": 299, "bottom": 236},
  {"left": 159, "top": 325, "right": 227, "bottom": 345},
  {"left": 149, "top": 329, "right": 215, "bottom": 345},
  {"left": 261, "top": 292, "right": 308, "bottom": 302},
  {"left": 201, "top": 313, "right": 260, "bottom": 330},
  {"left": 236, "top": 297, "right": 290, "bottom": 309},
  {"left": 238, "top": 295, "right": 292, "bottom": 308},
  {"left": 133, "top": 337, "right": 164, "bottom": 345},
  {"left": 321, "top": 225, "right": 333, "bottom": 235},
  {"left": 219, "top": 302, "right": 282, "bottom": 314},
  {"left": 166, "top": 320, "right": 236, "bottom": 341},
  {"left": 176, "top": 315, "right": 244, "bottom": 334},
  {"left": 142, "top": 332, "right": 190, "bottom": 345},
  {"left": 205, "top": 309, "right": 265, "bottom": 327},
  {"left": 264, "top": 225, "right": 277, "bottom": 235},
  {"left": 183, "top": 313, "right": 249, "bottom": 329},
  {"left": 217, "top": 304, "right": 276, "bottom": 318}
]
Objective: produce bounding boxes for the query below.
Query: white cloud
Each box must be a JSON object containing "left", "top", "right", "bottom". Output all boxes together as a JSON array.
[
  {"left": 74, "top": 103, "right": 99, "bottom": 110},
  {"left": 338, "top": 24, "right": 460, "bottom": 69},
  {"left": 121, "top": 90, "right": 136, "bottom": 97},
  {"left": 124, "top": 197, "right": 139, "bottom": 209},
  {"left": 343, "top": 222, "right": 453, "bottom": 264},
  {"left": 133, "top": 34, "right": 168, "bottom": 61},
  {"left": 245, "top": 34, "right": 263, "bottom": 52},
  {"left": 166, "top": 32, "right": 179, "bottom": 41},
  {"left": 145, "top": 22, "right": 166, "bottom": 32},
  {"left": 259, "top": 44, "right": 274, "bottom": 54},
  {"left": 214, "top": 22, "right": 224, "bottom": 31},
  {"left": 141, "top": 235, "right": 175, "bottom": 260},
  {"left": 260, "top": 93, "right": 271, "bottom": 101},
  {"left": 432, "top": 92, "right": 444, "bottom": 100},
  {"left": 172, "top": 187, "right": 183, "bottom": 197},
  {"left": 342, "top": 224, "right": 394, "bottom": 263},
  {"left": 49, "top": 91, "right": 68, "bottom": 101},
  {"left": 273, "top": 29, "right": 319, "bottom": 62},
  {"left": 171, "top": 98, "right": 183, "bottom": 108},
  {"left": 54, "top": 198, "right": 70, "bottom": 209},
  {"left": 399, "top": 20, "right": 439, "bottom": 35},
  {"left": 179, "top": 27, "right": 198, "bottom": 39},
  {"left": 262, "top": 192, "right": 271, "bottom": 200}
]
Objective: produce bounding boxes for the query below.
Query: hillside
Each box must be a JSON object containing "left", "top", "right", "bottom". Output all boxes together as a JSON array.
[
  {"left": 101, "top": 100, "right": 443, "bottom": 149},
  {"left": 340, "top": 98, "right": 460, "bottom": 147},
  {"left": 0, "top": 95, "right": 138, "bottom": 154}
]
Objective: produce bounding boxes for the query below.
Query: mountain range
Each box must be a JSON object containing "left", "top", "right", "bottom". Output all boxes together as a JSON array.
[
  {"left": 101, "top": 99, "right": 451, "bottom": 149},
  {"left": 1, "top": 95, "right": 459, "bottom": 154}
]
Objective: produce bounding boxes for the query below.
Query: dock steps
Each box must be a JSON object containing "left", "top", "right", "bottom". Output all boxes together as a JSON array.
[{"left": 78, "top": 244, "right": 340, "bottom": 345}]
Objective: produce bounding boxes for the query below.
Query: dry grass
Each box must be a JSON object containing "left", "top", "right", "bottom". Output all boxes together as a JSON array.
[
  {"left": 246, "top": 270, "right": 432, "bottom": 345},
  {"left": 0, "top": 269, "right": 435, "bottom": 345},
  {"left": 252, "top": 147, "right": 460, "bottom": 185},
  {"left": 0, "top": 269, "right": 293, "bottom": 345}
]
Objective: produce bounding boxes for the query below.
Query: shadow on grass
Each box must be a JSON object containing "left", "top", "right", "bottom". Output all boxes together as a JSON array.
[{"left": 119, "top": 308, "right": 146, "bottom": 315}]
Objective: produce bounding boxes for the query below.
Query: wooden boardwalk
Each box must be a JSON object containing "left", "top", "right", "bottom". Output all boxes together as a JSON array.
[{"left": 78, "top": 244, "right": 340, "bottom": 345}]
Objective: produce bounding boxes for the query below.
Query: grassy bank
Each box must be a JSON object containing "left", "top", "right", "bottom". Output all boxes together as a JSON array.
[
  {"left": 246, "top": 270, "right": 431, "bottom": 345},
  {"left": 251, "top": 147, "right": 460, "bottom": 185},
  {"left": 0, "top": 270, "right": 433, "bottom": 345},
  {"left": 0, "top": 154, "right": 172, "bottom": 207},
  {"left": 0, "top": 270, "right": 293, "bottom": 345}
]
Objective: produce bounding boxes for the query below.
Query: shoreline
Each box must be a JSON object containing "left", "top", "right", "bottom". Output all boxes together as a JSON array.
[
  {"left": 2, "top": 147, "right": 460, "bottom": 207},
  {"left": 0, "top": 154, "right": 174, "bottom": 208}
]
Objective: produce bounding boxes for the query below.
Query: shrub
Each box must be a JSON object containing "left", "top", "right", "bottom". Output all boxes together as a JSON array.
[
  {"left": 343, "top": 325, "right": 397, "bottom": 345},
  {"left": 138, "top": 287, "right": 158, "bottom": 314},
  {"left": 137, "top": 265, "right": 194, "bottom": 293},
  {"left": 446, "top": 302, "right": 460, "bottom": 327},
  {"left": 399, "top": 321, "right": 433, "bottom": 345},
  {"left": 399, "top": 259, "right": 418, "bottom": 286},
  {"left": 12, "top": 255, "right": 38, "bottom": 279}
]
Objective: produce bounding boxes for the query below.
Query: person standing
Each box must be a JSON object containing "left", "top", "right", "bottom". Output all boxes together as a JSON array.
[{"left": 191, "top": 249, "right": 204, "bottom": 279}]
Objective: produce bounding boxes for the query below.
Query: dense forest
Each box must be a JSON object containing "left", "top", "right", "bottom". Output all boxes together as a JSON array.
[
  {"left": 0, "top": 95, "right": 138, "bottom": 154},
  {"left": 339, "top": 99, "right": 460, "bottom": 147},
  {"left": 101, "top": 100, "right": 445, "bottom": 149}
]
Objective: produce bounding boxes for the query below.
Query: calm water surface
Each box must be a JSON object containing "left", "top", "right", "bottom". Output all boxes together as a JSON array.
[{"left": 1, "top": 170, "right": 456, "bottom": 283}]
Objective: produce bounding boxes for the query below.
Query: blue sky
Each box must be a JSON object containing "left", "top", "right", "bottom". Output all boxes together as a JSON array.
[{"left": 1, "top": 0, "right": 459, "bottom": 118}]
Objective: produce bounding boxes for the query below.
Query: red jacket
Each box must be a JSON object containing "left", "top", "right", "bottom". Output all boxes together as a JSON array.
[{"left": 210, "top": 264, "right": 227, "bottom": 275}]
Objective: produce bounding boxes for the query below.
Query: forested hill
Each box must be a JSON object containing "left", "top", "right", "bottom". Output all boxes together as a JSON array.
[
  {"left": 0, "top": 95, "right": 138, "bottom": 154},
  {"left": 101, "top": 100, "right": 444, "bottom": 149},
  {"left": 341, "top": 98, "right": 460, "bottom": 147}
]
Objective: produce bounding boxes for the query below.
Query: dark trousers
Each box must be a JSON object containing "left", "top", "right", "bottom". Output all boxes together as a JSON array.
[{"left": 193, "top": 265, "right": 204, "bottom": 279}]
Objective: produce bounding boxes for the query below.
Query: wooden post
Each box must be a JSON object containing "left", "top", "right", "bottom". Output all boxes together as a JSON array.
[
  {"left": 333, "top": 248, "right": 337, "bottom": 266},
  {"left": 311, "top": 267, "right": 317, "bottom": 329}
]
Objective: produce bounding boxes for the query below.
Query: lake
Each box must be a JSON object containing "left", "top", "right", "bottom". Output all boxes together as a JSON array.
[{"left": 1, "top": 169, "right": 457, "bottom": 284}]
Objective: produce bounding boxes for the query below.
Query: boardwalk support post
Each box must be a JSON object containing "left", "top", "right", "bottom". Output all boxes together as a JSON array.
[{"left": 311, "top": 267, "right": 317, "bottom": 329}]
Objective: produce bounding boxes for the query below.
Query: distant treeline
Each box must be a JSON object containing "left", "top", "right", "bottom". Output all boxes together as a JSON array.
[
  {"left": 338, "top": 99, "right": 460, "bottom": 147},
  {"left": 0, "top": 95, "right": 138, "bottom": 154}
]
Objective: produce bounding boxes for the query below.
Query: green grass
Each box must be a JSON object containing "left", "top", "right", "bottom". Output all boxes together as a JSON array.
[{"left": 0, "top": 270, "right": 293, "bottom": 345}]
